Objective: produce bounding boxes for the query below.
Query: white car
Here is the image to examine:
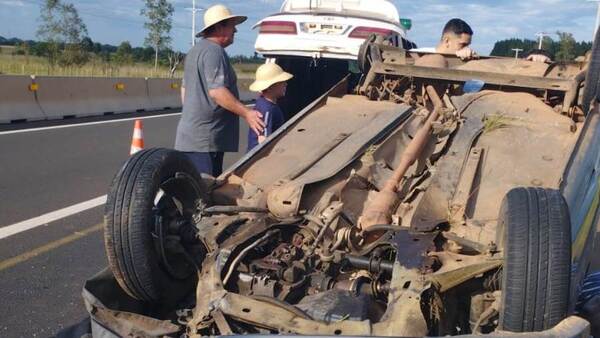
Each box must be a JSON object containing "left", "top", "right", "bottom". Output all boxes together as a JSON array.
[
  {"left": 254, "top": 0, "right": 414, "bottom": 60},
  {"left": 253, "top": 0, "right": 415, "bottom": 119}
]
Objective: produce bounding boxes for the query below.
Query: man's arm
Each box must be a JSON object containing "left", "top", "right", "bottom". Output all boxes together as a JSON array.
[
  {"left": 209, "top": 87, "right": 265, "bottom": 135},
  {"left": 181, "top": 86, "right": 185, "bottom": 105},
  {"left": 525, "top": 49, "right": 552, "bottom": 63},
  {"left": 526, "top": 54, "right": 551, "bottom": 63},
  {"left": 455, "top": 47, "right": 478, "bottom": 60}
]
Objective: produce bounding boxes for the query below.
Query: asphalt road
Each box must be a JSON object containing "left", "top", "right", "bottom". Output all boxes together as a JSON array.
[
  {"left": 0, "top": 96, "right": 599, "bottom": 337},
  {"left": 0, "top": 107, "right": 251, "bottom": 337}
]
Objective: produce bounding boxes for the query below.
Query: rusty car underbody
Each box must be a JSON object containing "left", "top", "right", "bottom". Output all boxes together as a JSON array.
[{"left": 89, "top": 40, "right": 597, "bottom": 337}]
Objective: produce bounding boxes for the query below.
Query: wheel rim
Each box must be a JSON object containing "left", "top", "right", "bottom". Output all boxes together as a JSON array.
[{"left": 152, "top": 172, "right": 204, "bottom": 280}]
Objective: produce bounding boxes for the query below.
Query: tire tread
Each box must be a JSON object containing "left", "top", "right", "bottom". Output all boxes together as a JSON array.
[{"left": 499, "top": 187, "right": 571, "bottom": 332}]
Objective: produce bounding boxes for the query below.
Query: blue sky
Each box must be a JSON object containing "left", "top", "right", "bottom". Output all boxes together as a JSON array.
[{"left": 0, "top": 0, "right": 597, "bottom": 56}]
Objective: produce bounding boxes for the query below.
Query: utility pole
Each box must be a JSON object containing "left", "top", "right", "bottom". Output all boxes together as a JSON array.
[
  {"left": 512, "top": 48, "right": 523, "bottom": 59},
  {"left": 588, "top": 0, "right": 600, "bottom": 39},
  {"left": 192, "top": 0, "right": 196, "bottom": 46},
  {"left": 186, "top": 1, "right": 204, "bottom": 46},
  {"left": 535, "top": 32, "right": 550, "bottom": 49}
]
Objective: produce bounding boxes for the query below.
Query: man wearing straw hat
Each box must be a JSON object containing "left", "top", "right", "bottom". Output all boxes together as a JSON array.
[{"left": 175, "top": 4, "right": 264, "bottom": 177}]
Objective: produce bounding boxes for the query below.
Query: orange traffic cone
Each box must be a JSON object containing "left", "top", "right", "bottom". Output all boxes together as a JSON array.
[{"left": 130, "top": 120, "right": 144, "bottom": 155}]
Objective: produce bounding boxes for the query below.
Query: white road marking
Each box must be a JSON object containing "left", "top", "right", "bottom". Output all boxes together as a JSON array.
[
  {"left": 0, "top": 113, "right": 182, "bottom": 136},
  {"left": 0, "top": 103, "right": 254, "bottom": 136},
  {"left": 0, "top": 195, "right": 107, "bottom": 240}
]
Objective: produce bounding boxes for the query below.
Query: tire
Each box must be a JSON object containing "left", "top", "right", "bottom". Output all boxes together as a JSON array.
[
  {"left": 104, "top": 148, "right": 209, "bottom": 303},
  {"left": 357, "top": 34, "right": 385, "bottom": 74},
  {"left": 497, "top": 187, "right": 571, "bottom": 332},
  {"left": 582, "top": 27, "right": 600, "bottom": 114}
]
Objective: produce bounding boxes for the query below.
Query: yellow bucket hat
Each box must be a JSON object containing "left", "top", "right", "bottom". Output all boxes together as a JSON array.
[
  {"left": 197, "top": 4, "right": 247, "bottom": 37},
  {"left": 249, "top": 63, "right": 294, "bottom": 92}
]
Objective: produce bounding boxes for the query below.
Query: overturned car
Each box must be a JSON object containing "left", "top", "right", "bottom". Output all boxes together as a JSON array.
[{"left": 84, "top": 35, "right": 600, "bottom": 337}]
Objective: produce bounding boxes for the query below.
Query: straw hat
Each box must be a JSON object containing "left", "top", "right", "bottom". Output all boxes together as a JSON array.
[
  {"left": 249, "top": 63, "right": 294, "bottom": 92},
  {"left": 196, "top": 4, "right": 247, "bottom": 37}
]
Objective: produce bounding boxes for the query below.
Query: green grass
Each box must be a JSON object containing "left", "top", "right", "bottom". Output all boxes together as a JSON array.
[
  {"left": 0, "top": 54, "right": 183, "bottom": 78},
  {"left": 233, "top": 62, "right": 260, "bottom": 75},
  {"left": 483, "top": 113, "right": 515, "bottom": 134},
  {"left": 0, "top": 52, "right": 258, "bottom": 91},
  {"left": 0, "top": 46, "right": 16, "bottom": 54},
  {"left": 0, "top": 53, "right": 258, "bottom": 85}
]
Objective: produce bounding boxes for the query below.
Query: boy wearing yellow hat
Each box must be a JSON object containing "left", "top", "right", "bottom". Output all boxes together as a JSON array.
[{"left": 247, "top": 63, "right": 293, "bottom": 152}]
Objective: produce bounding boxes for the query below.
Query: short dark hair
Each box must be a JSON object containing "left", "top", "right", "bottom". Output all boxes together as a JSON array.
[{"left": 442, "top": 18, "right": 473, "bottom": 36}]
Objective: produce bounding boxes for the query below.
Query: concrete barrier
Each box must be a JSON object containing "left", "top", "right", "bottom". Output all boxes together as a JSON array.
[
  {"left": 0, "top": 76, "right": 183, "bottom": 124},
  {"left": 35, "top": 77, "right": 152, "bottom": 119},
  {"left": 0, "top": 75, "right": 46, "bottom": 123},
  {"left": 147, "top": 78, "right": 182, "bottom": 110},
  {"left": 239, "top": 90, "right": 257, "bottom": 104}
]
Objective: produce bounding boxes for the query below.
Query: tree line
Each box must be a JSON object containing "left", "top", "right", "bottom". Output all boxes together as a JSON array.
[
  {"left": 2, "top": 36, "right": 159, "bottom": 65},
  {"left": 490, "top": 32, "right": 592, "bottom": 61},
  {"left": 1, "top": 36, "right": 264, "bottom": 65},
  {"left": 26, "top": 0, "right": 179, "bottom": 72},
  {"left": 5, "top": 0, "right": 592, "bottom": 72},
  {"left": 1, "top": 0, "right": 264, "bottom": 76}
]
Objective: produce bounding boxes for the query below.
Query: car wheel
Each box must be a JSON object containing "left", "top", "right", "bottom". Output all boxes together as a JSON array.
[
  {"left": 497, "top": 187, "right": 571, "bottom": 332},
  {"left": 104, "top": 148, "right": 209, "bottom": 303},
  {"left": 582, "top": 26, "right": 600, "bottom": 114},
  {"left": 357, "top": 34, "right": 385, "bottom": 74}
]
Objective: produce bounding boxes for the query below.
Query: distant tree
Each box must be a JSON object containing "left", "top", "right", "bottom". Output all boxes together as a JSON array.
[
  {"left": 114, "top": 41, "right": 134, "bottom": 65},
  {"left": 30, "top": 41, "right": 48, "bottom": 57},
  {"left": 36, "top": 0, "right": 89, "bottom": 67},
  {"left": 58, "top": 3, "right": 89, "bottom": 66},
  {"left": 13, "top": 42, "right": 30, "bottom": 56},
  {"left": 4, "top": 29, "right": 190, "bottom": 69},
  {"left": 167, "top": 50, "right": 184, "bottom": 77},
  {"left": 132, "top": 46, "right": 156, "bottom": 63},
  {"left": 7, "top": 37, "right": 24, "bottom": 46},
  {"left": 81, "top": 36, "right": 94, "bottom": 52},
  {"left": 141, "top": 0, "right": 174, "bottom": 71},
  {"left": 491, "top": 33, "right": 592, "bottom": 61},
  {"left": 99, "top": 50, "right": 111, "bottom": 62},
  {"left": 555, "top": 31, "right": 577, "bottom": 62},
  {"left": 92, "top": 42, "right": 103, "bottom": 54},
  {"left": 575, "top": 41, "right": 593, "bottom": 59},
  {"left": 490, "top": 38, "right": 538, "bottom": 57},
  {"left": 37, "top": 0, "right": 62, "bottom": 66}
]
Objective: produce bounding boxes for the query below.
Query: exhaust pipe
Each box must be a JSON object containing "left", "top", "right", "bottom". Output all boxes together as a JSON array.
[{"left": 358, "top": 85, "right": 444, "bottom": 241}]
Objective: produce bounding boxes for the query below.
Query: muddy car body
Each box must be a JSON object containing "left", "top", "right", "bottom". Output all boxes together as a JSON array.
[{"left": 83, "top": 36, "right": 600, "bottom": 337}]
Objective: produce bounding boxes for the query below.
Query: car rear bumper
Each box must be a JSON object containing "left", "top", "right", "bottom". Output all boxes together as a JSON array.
[{"left": 255, "top": 34, "right": 361, "bottom": 59}]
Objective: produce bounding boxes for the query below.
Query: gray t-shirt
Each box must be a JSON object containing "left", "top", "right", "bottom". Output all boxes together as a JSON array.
[{"left": 175, "top": 39, "right": 240, "bottom": 152}]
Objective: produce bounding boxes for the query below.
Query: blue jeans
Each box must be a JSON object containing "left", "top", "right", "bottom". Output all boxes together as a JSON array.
[{"left": 184, "top": 152, "right": 224, "bottom": 177}]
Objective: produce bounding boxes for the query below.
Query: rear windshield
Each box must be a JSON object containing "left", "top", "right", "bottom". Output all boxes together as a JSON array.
[{"left": 280, "top": 0, "right": 400, "bottom": 24}]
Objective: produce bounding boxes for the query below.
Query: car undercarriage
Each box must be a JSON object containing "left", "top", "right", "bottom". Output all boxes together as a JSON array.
[{"left": 91, "top": 38, "right": 599, "bottom": 337}]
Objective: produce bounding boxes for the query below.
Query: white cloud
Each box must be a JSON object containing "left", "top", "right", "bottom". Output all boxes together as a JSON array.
[
  {"left": 0, "top": 0, "right": 25, "bottom": 6},
  {"left": 393, "top": 0, "right": 595, "bottom": 54},
  {"left": 0, "top": 0, "right": 596, "bottom": 56}
]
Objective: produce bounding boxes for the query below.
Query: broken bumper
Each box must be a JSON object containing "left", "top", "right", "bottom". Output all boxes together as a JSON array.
[{"left": 80, "top": 269, "right": 592, "bottom": 338}]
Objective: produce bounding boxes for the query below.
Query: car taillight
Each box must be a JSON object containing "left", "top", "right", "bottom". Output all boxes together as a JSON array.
[
  {"left": 259, "top": 21, "right": 297, "bottom": 35},
  {"left": 349, "top": 27, "right": 392, "bottom": 39}
]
